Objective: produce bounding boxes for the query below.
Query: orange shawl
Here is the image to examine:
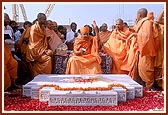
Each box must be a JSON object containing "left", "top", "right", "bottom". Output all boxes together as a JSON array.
[
  {"left": 46, "top": 28, "right": 62, "bottom": 51},
  {"left": 17, "top": 27, "right": 31, "bottom": 55},
  {"left": 26, "top": 22, "right": 52, "bottom": 77},
  {"left": 66, "top": 35, "right": 102, "bottom": 74},
  {"left": 4, "top": 42, "right": 18, "bottom": 90},
  {"left": 135, "top": 17, "right": 156, "bottom": 57},
  {"left": 26, "top": 22, "right": 48, "bottom": 61},
  {"left": 103, "top": 28, "right": 131, "bottom": 74},
  {"left": 99, "top": 31, "right": 112, "bottom": 44}
]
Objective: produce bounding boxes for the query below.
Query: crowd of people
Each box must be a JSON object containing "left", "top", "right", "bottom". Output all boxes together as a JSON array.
[{"left": 4, "top": 7, "right": 164, "bottom": 93}]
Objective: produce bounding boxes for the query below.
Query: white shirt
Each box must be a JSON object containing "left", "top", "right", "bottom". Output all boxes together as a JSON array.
[
  {"left": 14, "top": 30, "right": 22, "bottom": 43},
  {"left": 66, "top": 30, "right": 75, "bottom": 43},
  {"left": 4, "top": 25, "right": 15, "bottom": 52},
  {"left": 4, "top": 25, "right": 14, "bottom": 40}
]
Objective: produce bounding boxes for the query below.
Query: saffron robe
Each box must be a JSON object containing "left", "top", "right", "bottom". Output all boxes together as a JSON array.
[
  {"left": 66, "top": 35, "right": 102, "bottom": 74},
  {"left": 17, "top": 27, "right": 31, "bottom": 60},
  {"left": 154, "top": 24, "right": 164, "bottom": 87},
  {"left": 99, "top": 31, "right": 112, "bottom": 44},
  {"left": 45, "top": 28, "right": 63, "bottom": 52},
  {"left": 135, "top": 17, "right": 156, "bottom": 90},
  {"left": 103, "top": 28, "right": 131, "bottom": 74},
  {"left": 26, "top": 22, "right": 52, "bottom": 77},
  {"left": 4, "top": 42, "right": 18, "bottom": 90}
]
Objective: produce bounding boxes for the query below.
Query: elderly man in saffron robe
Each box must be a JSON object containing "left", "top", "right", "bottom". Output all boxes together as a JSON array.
[
  {"left": 133, "top": 8, "right": 156, "bottom": 90},
  {"left": 66, "top": 21, "right": 102, "bottom": 74},
  {"left": 26, "top": 13, "right": 52, "bottom": 77},
  {"left": 99, "top": 23, "right": 112, "bottom": 51},
  {"left": 99, "top": 23, "right": 112, "bottom": 44},
  {"left": 103, "top": 18, "right": 132, "bottom": 74}
]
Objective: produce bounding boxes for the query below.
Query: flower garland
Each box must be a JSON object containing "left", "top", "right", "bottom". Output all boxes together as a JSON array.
[
  {"left": 70, "top": 77, "right": 100, "bottom": 83},
  {"left": 37, "top": 77, "right": 128, "bottom": 99},
  {"left": 38, "top": 82, "right": 128, "bottom": 98}
]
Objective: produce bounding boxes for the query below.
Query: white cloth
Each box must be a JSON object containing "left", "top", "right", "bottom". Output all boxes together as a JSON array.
[
  {"left": 4, "top": 25, "right": 14, "bottom": 40},
  {"left": 14, "top": 30, "right": 22, "bottom": 43},
  {"left": 4, "top": 25, "right": 15, "bottom": 52},
  {"left": 66, "top": 30, "right": 75, "bottom": 43}
]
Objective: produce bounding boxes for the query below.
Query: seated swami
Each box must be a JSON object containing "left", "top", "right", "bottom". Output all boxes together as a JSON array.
[{"left": 66, "top": 21, "right": 102, "bottom": 74}]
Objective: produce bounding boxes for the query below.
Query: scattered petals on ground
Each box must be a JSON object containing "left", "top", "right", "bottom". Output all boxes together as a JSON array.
[{"left": 4, "top": 89, "right": 164, "bottom": 111}]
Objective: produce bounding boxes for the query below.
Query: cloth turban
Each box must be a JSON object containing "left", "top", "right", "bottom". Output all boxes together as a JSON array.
[{"left": 80, "top": 26, "right": 89, "bottom": 34}]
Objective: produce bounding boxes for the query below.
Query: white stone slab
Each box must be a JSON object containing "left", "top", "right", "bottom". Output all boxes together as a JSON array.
[
  {"left": 112, "top": 87, "right": 126, "bottom": 102},
  {"left": 22, "top": 74, "right": 143, "bottom": 106},
  {"left": 31, "top": 86, "right": 41, "bottom": 99},
  {"left": 22, "top": 82, "right": 44, "bottom": 97},
  {"left": 39, "top": 87, "right": 55, "bottom": 102},
  {"left": 49, "top": 90, "right": 118, "bottom": 106},
  {"left": 129, "top": 84, "right": 143, "bottom": 97},
  {"left": 22, "top": 83, "right": 39, "bottom": 97},
  {"left": 126, "top": 86, "right": 135, "bottom": 100}
]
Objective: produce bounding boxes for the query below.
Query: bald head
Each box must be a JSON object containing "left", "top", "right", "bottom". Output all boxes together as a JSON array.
[
  {"left": 37, "top": 13, "right": 47, "bottom": 26},
  {"left": 138, "top": 8, "right": 148, "bottom": 17},
  {"left": 137, "top": 8, "right": 148, "bottom": 22},
  {"left": 37, "top": 13, "right": 46, "bottom": 19},
  {"left": 116, "top": 18, "right": 124, "bottom": 24},
  {"left": 115, "top": 18, "right": 124, "bottom": 30}
]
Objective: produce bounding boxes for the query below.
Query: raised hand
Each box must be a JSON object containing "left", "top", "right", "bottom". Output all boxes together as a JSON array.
[
  {"left": 92, "top": 20, "right": 97, "bottom": 30},
  {"left": 92, "top": 20, "right": 100, "bottom": 40}
]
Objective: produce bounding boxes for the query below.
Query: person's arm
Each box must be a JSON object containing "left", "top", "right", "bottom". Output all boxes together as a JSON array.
[
  {"left": 126, "top": 32, "right": 137, "bottom": 45},
  {"left": 73, "top": 47, "right": 82, "bottom": 56},
  {"left": 74, "top": 48, "right": 87, "bottom": 56},
  {"left": 127, "top": 33, "right": 137, "bottom": 41},
  {"left": 116, "top": 35, "right": 127, "bottom": 41},
  {"left": 156, "top": 8, "right": 164, "bottom": 25},
  {"left": 73, "top": 38, "right": 86, "bottom": 56},
  {"left": 92, "top": 20, "right": 101, "bottom": 50},
  {"left": 92, "top": 20, "right": 100, "bottom": 41}
]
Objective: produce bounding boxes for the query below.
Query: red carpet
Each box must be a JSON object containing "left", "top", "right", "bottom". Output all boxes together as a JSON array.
[{"left": 3, "top": 89, "right": 164, "bottom": 111}]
